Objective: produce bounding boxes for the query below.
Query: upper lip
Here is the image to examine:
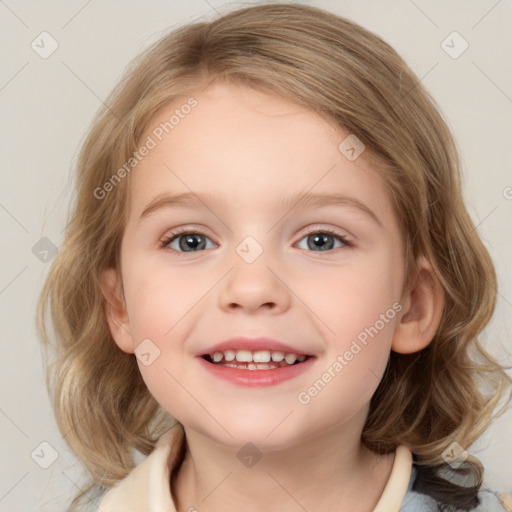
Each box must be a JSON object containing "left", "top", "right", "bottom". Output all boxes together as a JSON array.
[{"left": 198, "top": 337, "right": 313, "bottom": 357}]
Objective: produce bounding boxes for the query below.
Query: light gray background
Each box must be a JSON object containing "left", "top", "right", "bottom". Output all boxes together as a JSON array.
[{"left": 1, "top": 1, "right": 511, "bottom": 510}]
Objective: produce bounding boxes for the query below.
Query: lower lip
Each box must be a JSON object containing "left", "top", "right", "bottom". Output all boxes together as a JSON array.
[{"left": 197, "top": 356, "right": 315, "bottom": 387}]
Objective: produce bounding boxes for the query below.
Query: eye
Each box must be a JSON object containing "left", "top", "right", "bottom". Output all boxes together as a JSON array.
[
  {"left": 159, "top": 228, "right": 216, "bottom": 254},
  {"left": 295, "top": 228, "right": 352, "bottom": 252},
  {"left": 159, "top": 226, "right": 352, "bottom": 255}
]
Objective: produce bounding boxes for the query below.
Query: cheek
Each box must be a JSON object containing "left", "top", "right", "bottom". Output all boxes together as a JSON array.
[
  {"left": 299, "top": 253, "right": 399, "bottom": 396},
  {"left": 135, "top": 361, "right": 202, "bottom": 432},
  {"left": 122, "top": 255, "right": 207, "bottom": 339},
  {"left": 299, "top": 250, "right": 401, "bottom": 342},
  {"left": 297, "top": 301, "right": 397, "bottom": 426},
  {"left": 120, "top": 256, "right": 204, "bottom": 416}
]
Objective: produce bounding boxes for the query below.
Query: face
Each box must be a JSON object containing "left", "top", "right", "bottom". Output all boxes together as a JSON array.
[{"left": 107, "top": 81, "right": 407, "bottom": 450}]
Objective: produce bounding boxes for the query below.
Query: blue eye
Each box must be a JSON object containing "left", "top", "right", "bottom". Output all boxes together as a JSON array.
[
  {"left": 159, "top": 229, "right": 216, "bottom": 253},
  {"left": 295, "top": 229, "right": 351, "bottom": 251},
  {"left": 159, "top": 227, "right": 352, "bottom": 255}
]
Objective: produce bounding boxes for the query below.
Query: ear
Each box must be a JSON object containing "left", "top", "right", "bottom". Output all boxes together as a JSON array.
[
  {"left": 100, "top": 267, "right": 135, "bottom": 354},
  {"left": 392, "top": 255, "right": 445, "bottom": 354}
]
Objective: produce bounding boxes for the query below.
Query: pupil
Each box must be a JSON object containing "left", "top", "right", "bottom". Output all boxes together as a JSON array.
[
  {"left": 180, "top": 234, "right": 205, "bottom": 251},
  {"left": 309, "top": 233, "right": 333, "bottom": 251}
]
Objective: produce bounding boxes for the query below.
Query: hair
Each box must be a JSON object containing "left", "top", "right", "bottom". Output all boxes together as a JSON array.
[{"left": 37, "top": 3, "right": 512, "bottom": 511}]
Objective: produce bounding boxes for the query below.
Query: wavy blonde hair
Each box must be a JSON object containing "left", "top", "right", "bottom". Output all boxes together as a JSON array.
[{"left": 37, "top": 3, "right": 512, "bottom": 510}]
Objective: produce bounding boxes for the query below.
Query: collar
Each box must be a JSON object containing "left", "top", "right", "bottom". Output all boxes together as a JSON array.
[{"left": 97, "top": 424, "right": 413, "bottom": 512}]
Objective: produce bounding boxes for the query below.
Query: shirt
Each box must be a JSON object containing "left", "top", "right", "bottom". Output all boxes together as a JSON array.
[{"left": 95, "top": 425, "right": 507, "bottom": 512}]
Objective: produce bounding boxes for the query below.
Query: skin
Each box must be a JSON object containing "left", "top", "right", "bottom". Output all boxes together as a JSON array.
[{"left": 102, "top": 80, "right": 445, "bottom": 512}]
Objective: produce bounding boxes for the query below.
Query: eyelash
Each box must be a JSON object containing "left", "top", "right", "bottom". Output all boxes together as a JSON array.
[{"left": 158, "top": 226, "right": 353, "bottom": 256}]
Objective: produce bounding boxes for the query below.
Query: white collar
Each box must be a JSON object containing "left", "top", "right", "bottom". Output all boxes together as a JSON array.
[{"left": 97, "top": 424, "right": 413, "bottom": 512}]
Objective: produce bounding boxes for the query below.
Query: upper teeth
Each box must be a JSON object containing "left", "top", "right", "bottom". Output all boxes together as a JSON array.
[{"left": 211, "top": 350, "right": 307, "bottom": 364}]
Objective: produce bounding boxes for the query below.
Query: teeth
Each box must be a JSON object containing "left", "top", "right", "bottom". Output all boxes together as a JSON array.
[
  {"left": 235, "top": 350, "right": 253, "bottom": 362},
  {"left": 271, "top": 351, "right": 284, "bottom": 362},
  {"left": 224, "top": 350, "right": 236, "bottom": 361},
  {"left": 284, "top": 353, "right": 297, "bottom": 364},
  {"left": 207, "top": 349, "right": 309, "bottom": 367},
  {"left": 253, "top": 350, "right": 271, "bottom": 363}
]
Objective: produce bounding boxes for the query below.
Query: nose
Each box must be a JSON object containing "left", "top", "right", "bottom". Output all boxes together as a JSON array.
[{"left": 218, "top": 252, "right": 291, "bottom": 315}]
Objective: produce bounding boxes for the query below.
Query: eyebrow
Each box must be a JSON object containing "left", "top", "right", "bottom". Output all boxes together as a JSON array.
[{"left": 138, "top": 191, "right": 382, "bottom": 227}]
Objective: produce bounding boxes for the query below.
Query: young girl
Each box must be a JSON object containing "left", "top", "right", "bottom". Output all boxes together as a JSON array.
[{"left": 37, "top": 3, "right": 512, "bottom": 511}]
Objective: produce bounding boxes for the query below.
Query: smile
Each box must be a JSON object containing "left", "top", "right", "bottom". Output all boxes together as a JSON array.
[
  {"left": 202, "top": 349, "right": 310, "bottom": 369},
  {"left": 199, "top": 350, "right": 315, "bottom": 387}
]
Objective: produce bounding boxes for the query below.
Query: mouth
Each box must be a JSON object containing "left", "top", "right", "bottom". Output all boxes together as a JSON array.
[{"left": 200, "top": 349, "right": 313, "bottom": 370}]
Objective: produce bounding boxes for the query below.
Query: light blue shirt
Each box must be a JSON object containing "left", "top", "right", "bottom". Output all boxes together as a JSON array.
[
  {"left": 400, "top": 466, "right": 507, "bottom": 511},
  {"left": 86, "top": 465, "right": 507, "bottom": 512},
  {"left": 84, "top": 435, "right": 509, "bottom": 512}
]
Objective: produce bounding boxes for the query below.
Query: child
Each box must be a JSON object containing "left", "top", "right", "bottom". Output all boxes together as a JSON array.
[{"left": 37, "top": 3, "right": 512, "bottom": 511}]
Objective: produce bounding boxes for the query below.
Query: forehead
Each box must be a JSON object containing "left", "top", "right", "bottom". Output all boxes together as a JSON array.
[{"left": 128, "top": 81, "right": 396, "bottom": 228}]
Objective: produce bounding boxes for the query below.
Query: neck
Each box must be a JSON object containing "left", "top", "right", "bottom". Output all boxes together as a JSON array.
[{"left": 171, "top": 418, "right": 394, "bottom": 512}]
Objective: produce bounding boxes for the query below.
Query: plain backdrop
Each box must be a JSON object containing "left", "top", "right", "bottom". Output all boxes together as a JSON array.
[{"left": 0, "top": 1, "right": 511, "bottom": 510}]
